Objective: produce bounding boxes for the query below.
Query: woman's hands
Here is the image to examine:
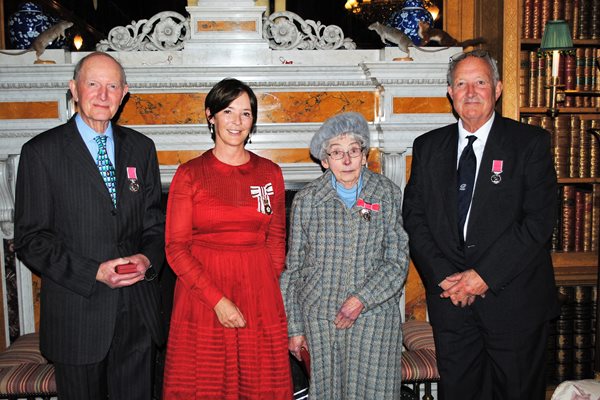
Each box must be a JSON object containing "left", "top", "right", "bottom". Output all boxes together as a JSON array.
[
  {"left": 289, "top": 335, "right": 309, "bottom": 361},
  {"left": 334, "top": 296, "right": 364, "bottom": 329},
  {"left": 214, "top": 297, "right": 246, "bottom": 328}
]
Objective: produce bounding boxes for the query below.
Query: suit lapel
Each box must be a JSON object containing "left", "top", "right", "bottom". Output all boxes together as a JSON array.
[
  {"left": 114, "top": 126, "right": 134, "bottom": 207},
  {"left": 63, "top": 118, "right": 114, "bottom": 204},
  {"left": 437, "top": 125, "right": 461, "bottom": 243}
]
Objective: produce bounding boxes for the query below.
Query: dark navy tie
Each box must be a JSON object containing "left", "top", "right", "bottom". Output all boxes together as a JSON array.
[
  {"left": 457, "top": 135, "right": 477, "bottom": 241},
  {"left": 95, "top": 135, "right": 117, "bottom": 208}
]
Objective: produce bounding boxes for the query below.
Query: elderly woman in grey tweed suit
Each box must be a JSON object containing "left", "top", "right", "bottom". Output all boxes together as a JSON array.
[{"left": 280, "top": 112, "right": 409, "bottom": 399}]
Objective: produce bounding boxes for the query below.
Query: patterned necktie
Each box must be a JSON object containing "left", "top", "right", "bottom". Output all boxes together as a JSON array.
[
  {"left": 95, "top": 135, "right": 117, "bottom": 207},
  {"left": 457, "top": 135, "right": 477, "bottom": 241}
]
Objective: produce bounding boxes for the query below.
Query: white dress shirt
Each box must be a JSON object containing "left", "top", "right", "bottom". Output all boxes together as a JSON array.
[{"left": 456, "top": 112, "right": 495, "bottom": 239}]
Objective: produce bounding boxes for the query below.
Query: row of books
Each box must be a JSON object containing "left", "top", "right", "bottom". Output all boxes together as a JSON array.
[
  {"left": 519, "top": 48, "right": 600, "bottom": 109},
  {"left": 521, "top": 115, "right": 599, "bottom": 179},
  {"left": 523, "top": 0, "right": 600, "bottom": 40},
  {"left": 547, "top": 285, "right": 596, "bottom": 383},
  {"left": 552, "top": 184, "right": 600, "bottom": 252}
]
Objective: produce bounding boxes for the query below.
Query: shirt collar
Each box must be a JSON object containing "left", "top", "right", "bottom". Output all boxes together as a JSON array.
[
  {"left": 75, "top": 113, "right": 114, "bottom": 143},
  {"left": 457, "top": 112, "right": 495, "bottom": 148}
]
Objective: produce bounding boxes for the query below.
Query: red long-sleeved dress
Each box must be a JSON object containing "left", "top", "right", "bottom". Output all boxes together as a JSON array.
[{"left": 163, "top": 150, "right": 292, "bottom": 399}]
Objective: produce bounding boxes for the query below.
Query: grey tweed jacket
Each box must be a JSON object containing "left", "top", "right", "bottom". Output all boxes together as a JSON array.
[{"left": 281, "top": 168, "right": 409, "bottom": 336}]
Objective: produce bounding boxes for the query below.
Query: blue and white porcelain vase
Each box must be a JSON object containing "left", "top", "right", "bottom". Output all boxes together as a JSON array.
[
  {"left": 388, "top": 0, "right": 434, "bottom": 46},
  {"left": 8, "top": 2, "right": 56, "bottom": 49}
]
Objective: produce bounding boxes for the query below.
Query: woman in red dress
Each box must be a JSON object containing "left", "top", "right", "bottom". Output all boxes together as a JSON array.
[{"left": 163, "top": 78, "right": 292, "bottom": 399}]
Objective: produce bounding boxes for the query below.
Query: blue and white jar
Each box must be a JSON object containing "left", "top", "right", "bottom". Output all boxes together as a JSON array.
[
  {"left": 8, "top": 2, "right": 58, "bottom": 49},
  {"left": 388, "top": 0, "right": 434, "bottom": 46}
]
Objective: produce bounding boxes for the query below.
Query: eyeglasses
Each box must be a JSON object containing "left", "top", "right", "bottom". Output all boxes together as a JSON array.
[
  {"left": 327, "top": 147, "right": 364, "bottom": 160},
  {"left": 449, "top": 49, "right": 490, "bottom": 63}
]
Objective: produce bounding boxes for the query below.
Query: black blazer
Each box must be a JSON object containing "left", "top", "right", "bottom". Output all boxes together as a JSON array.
[
  {"left": 14, "top": 116, "right": 165, "bottom": 364},
  {"left": 402, "top": 115, "right": 559, "bottom": 332}
]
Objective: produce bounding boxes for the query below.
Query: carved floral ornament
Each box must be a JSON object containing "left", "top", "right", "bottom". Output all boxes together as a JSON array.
[
  {"left": 262, "top": 11, "right": 356, "bottom": 50},
  {"left": 96, "top": 11, "right": 190, "bottom": 51},
  {"left": 96, "top": 10, "right": 356, "bottom": 51}
]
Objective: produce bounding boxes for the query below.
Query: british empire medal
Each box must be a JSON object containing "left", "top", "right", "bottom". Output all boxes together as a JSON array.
[
  {"left": 491, "top": 160, "right": 503, "bottom": 184},
  {"left": 360, "top": 208, "right": 371, "bottom": 222},
  {"left": 127, "top": 167, "right": 140, "bottom": 192}
]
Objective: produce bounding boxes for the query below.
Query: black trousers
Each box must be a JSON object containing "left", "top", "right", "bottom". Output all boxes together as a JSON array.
[
  {"left": 54, "top": 290, "right": 154, "bottom": 400},
  {"left": 433, "top": 309, "right": 549, "bottom": 400}
]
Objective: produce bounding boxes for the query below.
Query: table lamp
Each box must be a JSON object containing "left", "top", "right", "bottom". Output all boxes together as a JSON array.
[{"left": 540, "top": 20, "right": 573, "bottom": 117}]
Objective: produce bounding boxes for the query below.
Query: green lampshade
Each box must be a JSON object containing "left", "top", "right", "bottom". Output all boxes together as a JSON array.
[{"left": 540, "top": 20, "right": 573, "bottom": 51}]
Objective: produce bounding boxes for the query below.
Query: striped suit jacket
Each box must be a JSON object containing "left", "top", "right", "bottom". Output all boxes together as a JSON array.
[{"left": 14, "top": 116, "right": 165, "bottom": 365}]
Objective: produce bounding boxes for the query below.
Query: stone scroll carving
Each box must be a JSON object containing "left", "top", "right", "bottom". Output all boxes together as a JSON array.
[
  {"left": 263, "top": 11, "right": 356, "bottom": 50},
  {"left": 0, "top": 155, "right": 17, "bottom": 237},
  {"left": 94, "top": 9, "right": 356, "bottom": 52},
  {"left": 96, "top": 11, "right": 190, "bottom": 52}
]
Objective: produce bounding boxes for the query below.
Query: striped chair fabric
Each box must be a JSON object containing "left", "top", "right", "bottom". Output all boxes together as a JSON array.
[
  {"left": 402, "top": 320, "right": 436, "bottom": 351},
  {"left": 401, "top": 348, "right": 439, "bottom": 381},
  {"left": 401, "top": 320, "right": 439, "bottom": 399},
  {"left": 0, "top": 333, "right": 56, "bottom": 400},
  {"left": 0, "top": 334, "right": 47, "bottom": 367},
  {"left": 0, "top": 363, "right": 56, "bottom": 397}
]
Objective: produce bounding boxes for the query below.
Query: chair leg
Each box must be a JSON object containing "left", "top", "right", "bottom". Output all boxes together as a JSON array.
[
  {"left": 414, "top": 383, "right": 421, "bottom": 399},
  {"left": 422, "top": 382, "right": 434, "bottom": 400}
]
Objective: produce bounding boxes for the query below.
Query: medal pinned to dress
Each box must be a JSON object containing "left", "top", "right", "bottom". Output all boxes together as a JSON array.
[
  {"left": 127, "top": 167, "right": 140, "bottom": 192},
  {"left": 491, "top": 160, "right": 503, "bottom": 184},
  {"left": 357, "top": 198, "right": 380, "bottom": 222},
  {"left": 264, "top": 198, "right": 272, "bottom": 215},
  {"left": 250, "top": 182, "right": 274, "bottom": 215}
]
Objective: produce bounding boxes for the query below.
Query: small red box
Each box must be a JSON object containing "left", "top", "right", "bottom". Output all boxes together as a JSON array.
[{"left": 115, "top": 263, "right": 138, "bottom": 274}]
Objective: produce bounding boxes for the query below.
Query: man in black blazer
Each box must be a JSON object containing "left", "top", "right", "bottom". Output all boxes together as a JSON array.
[
  {"left": 14, "top": 52, "right": 165, "bottom": 400},
  {"left": 402, "top": 50, "right": 559, "bottom": 400}
]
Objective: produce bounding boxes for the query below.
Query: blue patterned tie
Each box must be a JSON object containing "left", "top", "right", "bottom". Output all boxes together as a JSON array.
[
  {"left": 457, "top": 135, "right": 477, "bottom": 242},
  {"left": 95, "top": 135, "right": 117, "bottom": 207}
]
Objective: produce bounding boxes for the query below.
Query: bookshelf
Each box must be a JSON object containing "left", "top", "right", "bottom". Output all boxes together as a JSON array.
[{"left": 502, "top": 0, "right": 599, "bottom": 391}]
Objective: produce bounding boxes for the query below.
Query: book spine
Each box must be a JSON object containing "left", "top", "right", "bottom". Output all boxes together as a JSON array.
[
  {"left": 520, "top": 51, "right": 530, "bottom": 107},
  {"left": 523, "top": 0, "right": 534, "bottom": 38},
  {"left": 574, "top": 190, "right": 584, "bottom": 251},
  {"left": 561, "top": 185, "right": 576, "bottom": 251}
]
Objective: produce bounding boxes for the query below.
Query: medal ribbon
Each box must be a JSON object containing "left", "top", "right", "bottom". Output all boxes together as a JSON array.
[
  {"left": 127, "top": 167, "right": 137, "bottom": 180},
  {"left": 357, "top": 199, "right": 380, "bottom": 211},
  {"left": 250, "top": 183, "right": 274, "bottom": 213},
  {"left": 492, "top": 160, "right": 503, "bottom": 174}
]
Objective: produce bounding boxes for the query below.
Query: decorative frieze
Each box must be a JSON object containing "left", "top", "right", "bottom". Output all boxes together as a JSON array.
[
  {"left": 96, "top": 11, "right": 190, "bottom": 52},
  {"left": 263, "top": 11, "right": 355, "bottom": 50}
]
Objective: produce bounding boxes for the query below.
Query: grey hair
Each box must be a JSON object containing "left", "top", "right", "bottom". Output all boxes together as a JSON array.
[
  {"left": 309, "top": 112, "right": 370, "bottom": 161},
  {"left": 447, "top": 50, "right": 500, "bottom": 87}
]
